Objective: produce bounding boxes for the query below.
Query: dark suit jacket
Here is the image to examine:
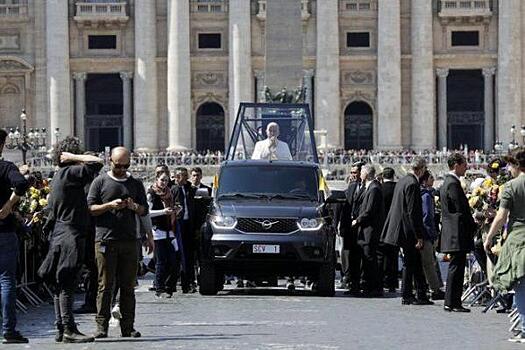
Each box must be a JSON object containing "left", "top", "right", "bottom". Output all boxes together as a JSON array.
[
  {"left": 193, "top": 183, "right": 212, "bottom": 231},
  {"left": 355, "top": 180, "right": 384, "bottom": 245},
  {"left": 333, "top": 181, "right": 363, "bottom": 248},
  {"left": 382, "top": 181, "right": 396, "bottom": 215},
  {"left": 439, "top": 174, "right": 476, "bottom": 253},
  {"left": 171, "top": 183, "right": 196, "bottom": 225},
  {"left": 381, "top": 174, "right": 424, "bottom": 247}
]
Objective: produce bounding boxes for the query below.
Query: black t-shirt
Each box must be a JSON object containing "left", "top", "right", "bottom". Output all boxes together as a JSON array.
[
  {"left": 49, "top": 162, "right": 103, "bottom": 232},
  {"left": 0, "top": 159, "right": 29, "bottom": 232},
  {"left": 87, "top": 172, "right": 147, "bottom": 242}
]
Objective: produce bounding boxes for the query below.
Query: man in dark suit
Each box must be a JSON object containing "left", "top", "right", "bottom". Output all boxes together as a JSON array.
[
  {"left": 378, "top": 167, "right": 398, "bottom": 292},
  {"left": 352, "top": 164, "right": 384, "bottom": 297},
  {"left": 172, "top": 167, "right": 197, "bottom": 293},
  {"left": 440, "top": 153, "right": 477, "bottom": 312},
  {"left": 334, "top": 162, "right": 363, "bottom": 295},
  {"left": 381, "top": 157, "right": 433, "bottom": 305}
]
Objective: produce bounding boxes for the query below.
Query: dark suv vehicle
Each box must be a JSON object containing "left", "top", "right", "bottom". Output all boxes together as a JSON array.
[{"left": 199, "top": 160, "right": 336, "bottom": 296}]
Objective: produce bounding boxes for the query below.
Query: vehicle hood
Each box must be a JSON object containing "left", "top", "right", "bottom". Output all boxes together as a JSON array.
[{"left": 215, "top": 199, "right": 320, "bottom": 218}]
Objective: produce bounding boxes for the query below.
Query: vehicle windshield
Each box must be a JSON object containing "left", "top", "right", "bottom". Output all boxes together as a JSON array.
[{"left": 217, "top": 165, "right": 318, "bottom": 201}]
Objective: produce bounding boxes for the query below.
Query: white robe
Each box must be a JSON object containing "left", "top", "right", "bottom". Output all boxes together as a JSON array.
[{"left": 251, "top": 138, "right": 292, "bottom": 160}]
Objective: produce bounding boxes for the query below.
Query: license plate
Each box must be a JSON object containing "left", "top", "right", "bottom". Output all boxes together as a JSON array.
[{"left": 253, "top": 244, "right": 280, "bottom": 254}]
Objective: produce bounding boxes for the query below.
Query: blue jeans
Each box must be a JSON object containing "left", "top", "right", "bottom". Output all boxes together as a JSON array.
[
  {"left": 514, "top": 276, "right": 525, "bottom": 333},
  {"left": 0, "top": 232, "right": 19, "bottom": 335},
  {"left": 154, "top": 238, "right": 180, "bottom": 293}
]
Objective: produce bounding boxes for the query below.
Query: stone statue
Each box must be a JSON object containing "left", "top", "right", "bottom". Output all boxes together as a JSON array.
[{"left": 262, "top": 85, "right": 306, "bottom": 103}]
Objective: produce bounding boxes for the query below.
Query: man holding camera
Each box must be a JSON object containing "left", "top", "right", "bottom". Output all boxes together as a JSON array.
[{"left": 87, "top": 147, "right": 150, "bottom": 339}]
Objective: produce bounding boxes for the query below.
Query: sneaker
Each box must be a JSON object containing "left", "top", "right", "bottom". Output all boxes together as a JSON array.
[
  {"left": 236, "top": 280, "right": 244, "bottom": 288},
  {"left": 111, "top": 304, "right": 122, "bottom": 320},
  {"left": 122, "top": 330, "right": 141, "bottom": 338},
  {"left": 245, "top": 280, "right": 257, "bottom": 288},
  {"left": 508, "top": 333, "right": 525, "bottom": 343},
  {"left": 2, "top": 331, "right": 29, "bottom": 344}
]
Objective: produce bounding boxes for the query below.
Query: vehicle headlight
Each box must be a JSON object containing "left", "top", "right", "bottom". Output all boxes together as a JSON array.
[
  {"left": 297, "top": 218, "right": 324, "bottom": 231},
  {"left": 210, "top": 215, "right": 237, "bottom": 230}
]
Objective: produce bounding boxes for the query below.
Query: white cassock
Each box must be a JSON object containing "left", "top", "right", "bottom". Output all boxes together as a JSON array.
[{"left": 251, "top": 138, "right": 292, "bottom": 160}]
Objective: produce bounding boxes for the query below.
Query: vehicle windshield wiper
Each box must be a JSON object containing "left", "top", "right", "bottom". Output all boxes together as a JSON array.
[
  {"left": 268, "top": 193, "right": 316, "bottom": 201},
  {"left": 217, "top": 193, "right": 269, "bottom": 200}
]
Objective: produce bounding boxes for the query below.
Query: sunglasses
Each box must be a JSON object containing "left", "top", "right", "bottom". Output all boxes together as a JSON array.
[{"left": 112, "top": 162, "right": 130, "bottom": 169}]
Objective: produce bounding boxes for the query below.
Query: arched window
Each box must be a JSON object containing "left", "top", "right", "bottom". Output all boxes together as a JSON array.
[
  {"left": 344, "top": 101, "right": 373, "bottom": 150},
  {"left": 196, "top": 102, "right": 225, "bottom": 152}
]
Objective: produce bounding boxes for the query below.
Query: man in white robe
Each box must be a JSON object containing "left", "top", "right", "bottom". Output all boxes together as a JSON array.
[{"left": 251, "top": 122, "right": 292, "bottom": 160}]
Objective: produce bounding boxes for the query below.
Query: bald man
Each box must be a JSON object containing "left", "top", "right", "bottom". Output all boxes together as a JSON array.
[
  {"left": 87, "top": 147, "right": 148, "bottom": 339},
  {"left": 251, "top": 122, "right": 292, "bottom": 160}
]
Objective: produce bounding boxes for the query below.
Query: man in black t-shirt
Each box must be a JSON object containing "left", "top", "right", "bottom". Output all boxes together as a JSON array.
[
  {"left": 0, "top": 129, "right": 29, "bottom": 344},
  {"left": 38, "top": 142, "right": 103, "bottom": 344},
  {"left": 87, "top": 147, "right": 149, "bottom": 339}
]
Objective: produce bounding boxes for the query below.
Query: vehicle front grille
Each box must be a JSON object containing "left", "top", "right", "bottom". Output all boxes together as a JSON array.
[{"left": 236, "top": 218, "right": 298, "bottom": 234}]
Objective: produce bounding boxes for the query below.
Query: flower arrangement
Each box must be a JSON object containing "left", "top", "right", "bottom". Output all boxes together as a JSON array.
[{"left": 17, "top": 185, "right": 50, "bottom": 225}]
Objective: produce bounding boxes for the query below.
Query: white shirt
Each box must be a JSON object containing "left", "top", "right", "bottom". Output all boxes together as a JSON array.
[
  {"left": 251, "top": 138, "right": 292, "bottom": 160},
  {"left": 448, "top": 171, "right": 461, "bottom": 182}
]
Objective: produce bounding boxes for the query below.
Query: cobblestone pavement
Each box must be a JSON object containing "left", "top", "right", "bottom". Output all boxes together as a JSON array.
[{"left": 7, "top": 277, "right": 522, "bottom": 350}]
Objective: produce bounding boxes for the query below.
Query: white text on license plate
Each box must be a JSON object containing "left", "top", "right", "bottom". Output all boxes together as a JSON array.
[{"left": 253, "top": 244, "right": 280, "bottom": 254}]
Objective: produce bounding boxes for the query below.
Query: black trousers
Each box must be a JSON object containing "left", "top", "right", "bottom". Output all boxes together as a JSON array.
[
  {"left": 341, "top": 233, "right": 361, "bottom": 291},
  {"left": 377, "top": 244, "right": 399, "bottom": 289},
  {"left": 445, "top": 252, "right": 467, "bottom": 308},
  {"left": 83, "top": 230, "right": 98, "bottom": 308},
  {"left": 180, "top": 220, "right": 196, "bottom": 290},
  {"left": 401, "top": 243, "right": 428, "bottom": 300},
  {"left": 53, "top": 277, "right": 78, "bottom": 329},
  {"left": 359, "top": 243, "right": 379, "bottom": 292}
]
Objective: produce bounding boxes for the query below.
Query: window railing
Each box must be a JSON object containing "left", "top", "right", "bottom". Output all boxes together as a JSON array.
[
  {"left": 0, "top": 3, "right": 27, "bottom": 17},
  {"left": 438, "top": 0, "right": 492, "bottom": 17},
  {"left": 75, "top": 1, "right": 127, "bottom": 17},
  {"left": 190, "top": 0, "right": 227, "bottom": 13},
  {"left": 340, "top": 0, "right": 376, "bottom": 13}
]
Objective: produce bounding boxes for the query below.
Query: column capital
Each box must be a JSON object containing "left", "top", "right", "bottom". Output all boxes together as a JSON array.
[
  {"left": 120, "top": 71, "right": 133, "bottom": 81},
  {"left": 303, "top": 69, "right": 315, "bottom": 78},
  {"left": 254, "top": 70, "right": 265, "bottom": 80},
  {"left": 436, "top": 68, "right": 449, "bottom": 78},
  {"left": 482, "top": 67, "right": 496, "bottom": 77},
  {"left": 72, "top": 72, "right": 87, "bottom": 81}
]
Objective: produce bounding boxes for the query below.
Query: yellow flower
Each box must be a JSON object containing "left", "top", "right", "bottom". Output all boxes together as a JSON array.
[
  {"left": 29, "top": 200, "right": 38, "bottom": 212},
  {"left": 38, "top": 198, "right": 48, "bottom": 207},
  {"left": 482, "top": 178, "right": 494, "bottom": 188},
  {"left": 469, "top": 196, "right": 480, "bottom": 208}
]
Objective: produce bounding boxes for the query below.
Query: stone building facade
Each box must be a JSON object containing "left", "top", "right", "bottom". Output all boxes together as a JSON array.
[{"left": 0, "top": 0, "right": 522, "bottom": 152}]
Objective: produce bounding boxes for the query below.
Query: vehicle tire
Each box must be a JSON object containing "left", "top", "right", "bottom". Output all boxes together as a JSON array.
[
  {"left": 199, "top": 263, "right": 219, "bottom": 296},
  {"left": 317, "top": 256, "right": 336, "bottom": 297}
]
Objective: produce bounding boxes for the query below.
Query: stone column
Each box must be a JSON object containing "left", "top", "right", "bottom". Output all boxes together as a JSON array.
[
  {"left": 377, "top": 0, "right": 401, "bottom": 148},
  {"left": 46, "top": 0, "right": 72, "bottom": 141},
  {"left": 229, "top": 0, "right": 253, "bottom": 134},
  {"left": 482, "top": 67, "right": 496, "bottom": 151},
  {"left": 303, "top": 69, "right": 314, "bottom": 115},
  {"left": 120, "top": 72, "right": 133, "bottom": 150},
  {"left": 167, "top": 0, "right": 192, "bottom": 151},
  {"left": 134, "top": 0, "right": 158, "bottom": 151},
  {"left": 254, "top": 70, "right": 265, "bottom": 102},
  {"left": 315, "top": 0, "right": 340, "bottom": 146},
  {"left": 498, "top": 0, "right": 522, "bottom": 145},
  {"left": 411, "top": 0, "right": 434, "bottom": 149},
  {"left": 73, "top": 72, "right": 87, "bottom": 142},
  {"left": 436, "top": 68, "right": 449, "bottom": 150}
]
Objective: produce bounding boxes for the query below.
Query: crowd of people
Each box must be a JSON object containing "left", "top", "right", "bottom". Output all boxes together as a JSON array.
[
  {"left": 1, "top": 128, "right": 525, "bottom": 344},
  {"left": 333, "top": 150, "right": 525, "bottom": 343}
]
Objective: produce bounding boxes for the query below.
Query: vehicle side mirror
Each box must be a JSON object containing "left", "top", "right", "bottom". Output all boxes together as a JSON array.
[{"left": 325, "top": 190, "right": 346, "bottom": 204}]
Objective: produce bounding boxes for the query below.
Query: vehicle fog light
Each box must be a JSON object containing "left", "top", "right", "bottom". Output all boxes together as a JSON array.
[
  {"left": 313, "top": 248, "right": 320, "bottom": 256},
  {"left": 214, "top": 247, "right": 222, "bottom": 255}
]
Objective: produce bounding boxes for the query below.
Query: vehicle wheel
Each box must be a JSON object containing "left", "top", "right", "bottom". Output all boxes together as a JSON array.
[
  {"left": 199, "top": 263, "right": 219, "bottom": 295},
  {"left": 317, "top": 257, "right": 335, "bottom": 297}
]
